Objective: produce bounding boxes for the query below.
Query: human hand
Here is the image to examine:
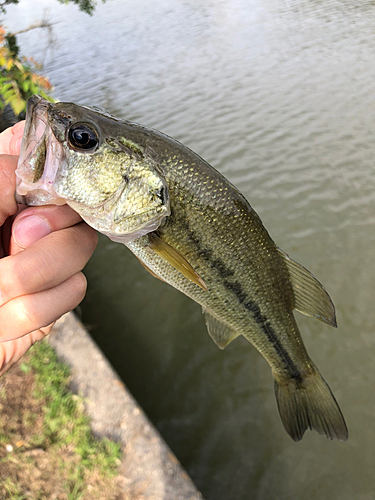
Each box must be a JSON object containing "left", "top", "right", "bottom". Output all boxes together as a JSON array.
[{"left": 0, "top": 122, "right": 98, "bottom": 376}]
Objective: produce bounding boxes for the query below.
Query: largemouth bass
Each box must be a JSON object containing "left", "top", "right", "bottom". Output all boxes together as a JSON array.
[{"left": 16, "top": 95, "right": 348, "bottom": 441}]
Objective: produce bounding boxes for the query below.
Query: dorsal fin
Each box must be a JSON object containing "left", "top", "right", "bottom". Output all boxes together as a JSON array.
[
  {"left": 148, "top": 233, "right": 208, "bottom": 291},
  {"left": 202, "top": 308, "right": 240, "bottom": 349},
  {"left": 277, "top": 248, "right": 337, "bottom": 327}
]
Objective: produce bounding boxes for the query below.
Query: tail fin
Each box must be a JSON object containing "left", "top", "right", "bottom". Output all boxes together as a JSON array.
[{"left": 274, "top": 369, "right": 348, "bottom": 442}]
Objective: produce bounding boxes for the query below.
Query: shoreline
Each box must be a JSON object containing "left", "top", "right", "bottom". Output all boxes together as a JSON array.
[{"left": 50, "top": 312, "right": 204, "bottom": 500}]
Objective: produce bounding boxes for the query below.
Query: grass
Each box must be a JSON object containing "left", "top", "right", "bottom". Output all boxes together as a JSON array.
[{"left": 0, "top": 340, "right": 123, "bottom": 500}]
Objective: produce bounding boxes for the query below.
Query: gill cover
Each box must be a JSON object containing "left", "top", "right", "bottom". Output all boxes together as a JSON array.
[{"left": 16, "top": 96, "right": 171, "bottom": 244}]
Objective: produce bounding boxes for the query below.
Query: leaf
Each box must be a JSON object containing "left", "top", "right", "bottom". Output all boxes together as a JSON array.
[
  {"left": 5, "top": 58, "right": 14, "bottom": 71},
  {"left": 0, "top": 82, "right": 12, "bottom": 92},
  {"left": 10, "top": 97, "right": 26, "bottom": 116},
  {"left": 14, "top": 60, "right": 24, "bottom": 71},
  {"left": 22, "top": 80, "right": 30, "bottom": 92},
  {"left": 3, "top": 88, "right": 16, "bottom": 101}
]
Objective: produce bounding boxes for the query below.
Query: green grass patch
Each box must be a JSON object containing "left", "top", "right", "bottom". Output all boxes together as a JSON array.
[{"left": 0, "top": 340, "right": 123, "bottom": 499}]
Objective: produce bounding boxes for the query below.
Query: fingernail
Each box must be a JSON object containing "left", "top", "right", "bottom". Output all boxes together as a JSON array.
[
  {"left": 14, "top": 137, "right": 23, "bottom": 154},
  {"left": 10, "top": 135, "right": 23, "bottom": 155},
  {"left": 12, "top": 121, "right": 25, "bottom": 134},
  {"left": 13, "top": 215, "right": 52, "bottom": 248}
]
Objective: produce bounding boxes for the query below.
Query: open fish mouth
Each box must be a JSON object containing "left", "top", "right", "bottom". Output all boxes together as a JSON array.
[
  {"left": 16, "top": 95, "right": 67, "bottom": 206},
  {"left": 15, "top": 96, "right": 171, "bottom": 243}
]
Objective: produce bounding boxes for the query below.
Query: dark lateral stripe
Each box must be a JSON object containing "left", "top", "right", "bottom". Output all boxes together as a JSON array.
[
  {"left": 175, "top": 218, "right": 301, "bottom": 378},
  {"left": 224, "top": 280, "right": 302, "bottom": 380},
  {"left": 177, "top": 219, "right": 234, "bottom": 279},
  {"left": 244, "top": 300, "right": 302, "bottom": 380}
]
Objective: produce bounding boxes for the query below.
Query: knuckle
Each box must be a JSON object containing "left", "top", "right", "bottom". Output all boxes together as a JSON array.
[
  {"left": 79, "top": 223, "right": 98, "bottom": 251},
  {"left": 89, "top": 227, "right": 99, "bottom": 248},
  {"left": 71, "top": 272, "right": 87, "bottom": 300},
  {"left": 68, "top": 223, "right": 97, "bottom": 261},
  {"left": 0, "top": 257, "right": 29, "bottom": 300},
  {"left": 7, "top": 250, "right": 53, "bottom": 297},
  {"left": 11, "top": 297, "right": 37, "bottom": 333}
]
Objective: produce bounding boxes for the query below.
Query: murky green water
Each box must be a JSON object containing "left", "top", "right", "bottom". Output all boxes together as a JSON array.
[{"left": 8, "top": 0, "right": 375, "bottom": 498}]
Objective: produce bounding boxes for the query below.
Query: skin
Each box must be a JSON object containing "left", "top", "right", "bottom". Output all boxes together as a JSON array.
[{"left": 0, "top": 122, "right": 98, "bottom": 376}]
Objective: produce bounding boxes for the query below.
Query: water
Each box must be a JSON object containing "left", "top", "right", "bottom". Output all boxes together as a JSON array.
[{"left": 7, "top": 1, "right": 375, "bottom": 498}]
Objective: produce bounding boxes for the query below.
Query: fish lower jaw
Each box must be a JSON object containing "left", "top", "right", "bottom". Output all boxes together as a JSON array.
[
  {"left": 16, "top": 179, "right": 66, "bottom": 206},
  {"left": 81, "top": 211, "right": 168, "bottom": 245}
]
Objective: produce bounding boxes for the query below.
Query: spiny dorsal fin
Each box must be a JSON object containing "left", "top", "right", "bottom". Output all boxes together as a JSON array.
[
  {"left": 277, "top": 248, "right": 337, "bottom": 327},
  {"left": 202, "top": 308, "right": 240, "bottom": 349},
  {"left": 148, "top": 233, "right": 208, "bottom": 291}
]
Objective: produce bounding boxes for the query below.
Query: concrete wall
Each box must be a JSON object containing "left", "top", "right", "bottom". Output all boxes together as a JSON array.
[{"left": 50, "top": 313, "right": 204, "bottom": 500}]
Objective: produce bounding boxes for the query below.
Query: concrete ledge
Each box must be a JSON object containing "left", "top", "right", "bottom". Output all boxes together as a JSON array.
[{"left": 50, "top": 312, "right": 204, "bottom": 500}]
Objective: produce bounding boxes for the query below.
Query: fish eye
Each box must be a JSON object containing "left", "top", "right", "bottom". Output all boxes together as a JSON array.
[{"left": 68, "top": 123, "right": 99, "bottom": 151}]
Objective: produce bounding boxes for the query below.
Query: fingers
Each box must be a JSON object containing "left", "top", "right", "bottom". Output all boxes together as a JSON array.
[
  {"left": 0, "top": 272, "right": 87, "bottom": 343},
  {"left": 10, "top": 204, "right": 84, "bottom": 254},
  {"left": 0, "top": 124, "right": 95, "bottom": 370},
  {"left": 0, "top": 125, "right": 98, "bottom": 369},
  {"left": 0, "top": 123, "right": 26, "bottom": 226},
  {"left": 0, "top": 204, "right": 98, "bottom": 344},
  {"left": 0, "top": 323, "right": 54, "bottom": 377},
  {"left": 0, "top": 221, "right": 97, "bottom": 308},
  {"left": 0, "top": 121, "right": 25, "bottom": 155},
  {"left": 0, "top": 154, "right": 18, "bottom": 226}
]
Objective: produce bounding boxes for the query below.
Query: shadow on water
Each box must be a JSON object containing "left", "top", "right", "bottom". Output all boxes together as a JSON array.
[{"left": 80, "top": 236, "right": 286, "bottom": 499}]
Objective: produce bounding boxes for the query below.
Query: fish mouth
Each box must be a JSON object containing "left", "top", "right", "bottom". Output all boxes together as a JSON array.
[
  {"left": 84, "top": 206, "right": 170, "bottom": 245},
  {"left": 15, "top": 96, "right": 67, "bottom": 206},
  {"left": 67, "top": 193, "right": 170, "bottom": 245}
]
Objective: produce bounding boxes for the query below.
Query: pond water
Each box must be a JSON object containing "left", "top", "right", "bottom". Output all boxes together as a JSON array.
[{"left": 7, "top": 0, "right": 375, "bottom": 498}]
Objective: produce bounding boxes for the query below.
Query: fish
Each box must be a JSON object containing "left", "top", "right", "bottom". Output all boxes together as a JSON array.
[{"left": 16, "top": 95, "right": 348, "bottom": 442}]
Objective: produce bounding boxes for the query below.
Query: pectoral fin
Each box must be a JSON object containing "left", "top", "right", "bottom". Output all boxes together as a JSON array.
[
  {"left": 202, "top": 308, "right": 240, "bottom": 349},
  {"left": 278, "top": 248, "right": 337, "bottom": 327},
  {"left": 148, "top": 233, "right": 208, "bottom": 291}
]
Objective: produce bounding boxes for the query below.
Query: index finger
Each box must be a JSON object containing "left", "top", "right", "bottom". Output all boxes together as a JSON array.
[
  {"left": 0, "top": 154, "right": 18, "bottom": 226},
  {"left": 0, "top": 121, "right": 25, "bottom": 155}
]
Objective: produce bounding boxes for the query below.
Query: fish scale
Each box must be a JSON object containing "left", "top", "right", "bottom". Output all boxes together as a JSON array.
[
  {"left": 16, "top": 95, "right": 348, "bottom": 442},
  {"left": 128, "top": 161, "right": 306, "bottom": 375}
]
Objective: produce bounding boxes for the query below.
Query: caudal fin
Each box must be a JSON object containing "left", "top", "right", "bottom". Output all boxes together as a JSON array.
[{"left": 274, "top": 369, "right": 348, "bottom": 442}]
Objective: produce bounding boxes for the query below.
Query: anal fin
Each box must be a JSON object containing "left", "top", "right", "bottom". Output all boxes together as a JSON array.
[
  {"left": 278, "top": 248, "right": 337, "bottom": 327},
  {"left": 202, "top": 308, "right": 240, "bottom": 349}
]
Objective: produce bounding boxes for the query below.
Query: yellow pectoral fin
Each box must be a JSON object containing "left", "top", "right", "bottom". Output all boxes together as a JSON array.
[{"left": 148, "top": 233, "right": 208, "bottom": 291}]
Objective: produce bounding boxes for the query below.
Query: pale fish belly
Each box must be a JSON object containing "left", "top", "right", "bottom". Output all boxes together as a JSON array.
[{"left": 126, "top": 235, "right": 310, "bottom": 378}]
